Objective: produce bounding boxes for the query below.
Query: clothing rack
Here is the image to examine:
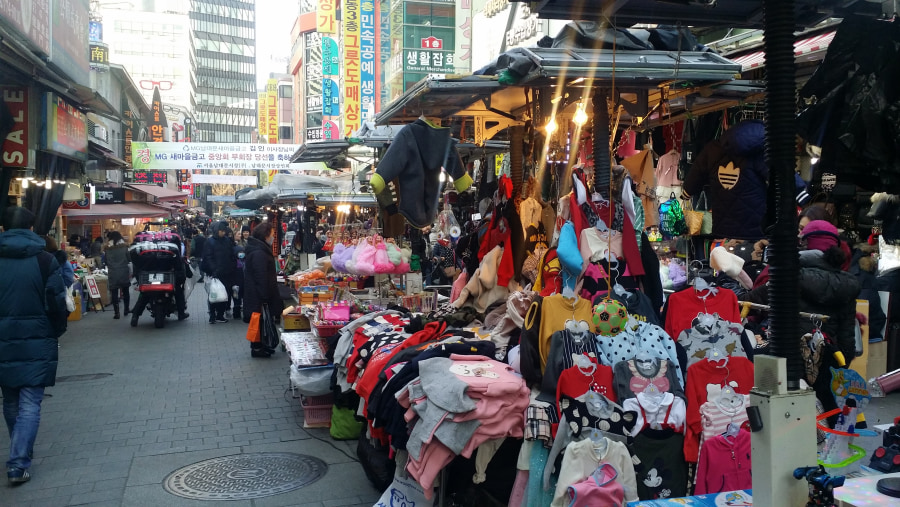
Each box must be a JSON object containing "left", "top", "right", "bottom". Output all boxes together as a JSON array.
[{"left": 740, "top": 301, "right": 830, "bottom": 322}]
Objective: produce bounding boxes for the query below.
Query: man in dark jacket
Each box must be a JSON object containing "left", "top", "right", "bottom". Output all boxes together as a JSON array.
[
  {"left": 0, "top": 207, "right": 68, "bottom": 485},
  {"left": 202, "top": 221, "right": 236, "bottom": 323}
]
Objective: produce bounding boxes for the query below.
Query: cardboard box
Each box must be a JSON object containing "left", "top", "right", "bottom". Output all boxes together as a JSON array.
[
  {"left": 282, "top": 306, "right": 311, "bottom": 331},
  {"left": 869, "top": 340, "right": 888, "bottom": 379}
]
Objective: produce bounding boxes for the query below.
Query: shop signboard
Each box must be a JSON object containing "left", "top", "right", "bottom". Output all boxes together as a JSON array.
[
  {"left": 266, "top": 79, "right": 278, "bottom": 144},
  {"left": 471, "top": 1, "right": 551, "bottom": 70},
  {"left": 42, "top": 92, "right": 87, "bottom": 160},
  {"left": 379, "top": 4, "right": 391, "bottom": 110},
  {"left": 257, "top": 91, "right": 267, "bottom": 140},
  {"left": 1, "top": 86, "right": 29, "bottom": 167},
  {"left": 50, "top": 0, "right": 90, "bottom": 87},
  {"left": 0, "top": 0, "right": 50, "bottom": 54},
  {"left": 148, "top": 87, "right": 167, "bottom": 143},
  {"left": 62, "top": 192, "right": 91, "bottom": 210},
  {"left": 130, "top": 142, "right": 307, "bottom": 171},
  {"left": 404, "top": 49, "right": 455, "bottom": 74},
  {"left": 323, "top": 120, "right": 340, "bottom": 141},
  {"left": 132, "top": 171, "right": 167, "bottom": 184},
  {"left": 322, "top": 78, "right": 340, "bottom": 117},
  {"left": 95, "top": 186, "right": 125, "bottom": 204},
  {"left": 342, "top": 0, "right": 362, "bottom": 137},
  {"left": 89, "top": 20, "right": 103, "bottom": 42},
  {"left": 190, "top": 174, "right": 257, "bottom": 185},
  {"left": 317, "top": 0, "right": 337, "bottom": 34},
  {"left": 360, "top": 0, "right": 376, "bottom": 117},
  {"left": 307, "top": 95, "right": 322, "bottom": 112},
  {"left": 455, "top": 1, "right": 473, "bottom": 73},
  {"left": 306, "top": 127, "right": 323, "bottom": 142},
  {"left": 322, "top": 36, "right": 339, "bottom": 76},
  {"left": 90, "top": 42, "right": 110, "bottom": 72}
]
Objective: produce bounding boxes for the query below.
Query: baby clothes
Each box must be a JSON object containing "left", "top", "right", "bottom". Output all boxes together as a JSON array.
[
  {"left": 540, "top": 330, "right": 603, "bottom": 402},
  {"left": 613, "top": 359, "right": 685, "bottom": 401},
  {"left": 622, "top": 392, "right": 686, "bottom": 435},
  {"left": 566, "top": 463, "right": 626, "bottom": 507},
  {"left": 595, "top": 321, "right": 684, "bottom": 386},
  {"left": 684, "top": 357, "right": 754, "bottom": 462},
  {"left": 677, "top": 316, "right": 751, "bottom": 368},
  {"left": 664, "top": 287, "right": 740, "bottom": 341},
  {"left": 695, "top": 430, "right": 752, "bottom": 494},
  {"left": 552, "top": 438, "right": 638, "bottom": 506},
  {"left": 699, "top": 395, "right": 751, "bottom": 444},
  {"left": 631, "top": 428, "right": 688, "bottom": 500},
  {"left": 555, "top": 357, "right": 617, "bottom": 408},
  {"left": 558, "top": 393, "right": 636, "bottom": 438}
]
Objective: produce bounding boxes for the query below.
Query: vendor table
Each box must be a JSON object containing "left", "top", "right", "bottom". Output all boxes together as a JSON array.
[
  {"left": 627, "top": 490, "right": 753, "bottom": 506},
  {"left": 835, "top": 472, "right": 900, "bottom": 506}
]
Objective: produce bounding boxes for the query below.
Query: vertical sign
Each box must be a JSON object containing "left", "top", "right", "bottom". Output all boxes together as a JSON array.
[
  {"left": 455, "top": 1, "right": 473, "bottom": 73},
  {"left": 317, "top": 0, "right": 337, "bottom": 34},
  {"left": 321, "top": 37, "right": 340, "bottom": 77},
  {"left": 323, "top": 120, "right": 340, "bottom": 141},
  {"left": 342, "top": 0, "right": 361, "bottom": 137},
  {"left": 149, "top": 87, "right": 167, "bottom": 143},
  {"left": 266, "top": 79, "right": 278, "bottom": 144},
  {"left": 323, "top": 79, "right": 341, "bottom": 117},
  {"left": 379, "top": 4, "right": 391, "bottom": 111},
  {"left": 122, "top": 98, "right": 134, "bottom": 166},
  {"left": 1, "top": 87, "right": 29, "bottom": 167},
  {"left": 360, "top": 0, "right": 377, "bottom": 118},
  {"left": 257, "top": 92, "right": 267, "bottom": 141}
]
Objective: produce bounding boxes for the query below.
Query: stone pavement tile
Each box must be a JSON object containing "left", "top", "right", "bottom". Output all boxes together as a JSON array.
[
  {"left": 121, "top": 484, "right": 253, "bottom": 507},
  {"left": 20, "top": 495, "right": 73, "bottom": 507},
  {"left": 251, "top": 463, "right": 380, "bottom": 507},
  {"left": 125, "top": 446, "right": 243, "bottom": 487},
  {"left": 67, "top": 486, "right": 125, "bottom": 506},
  {"left": 238, "top": 439, "right": 360, "bottom": 466},
  {"left": 92, "top": 476, "right": 129, "bottom": 491}
]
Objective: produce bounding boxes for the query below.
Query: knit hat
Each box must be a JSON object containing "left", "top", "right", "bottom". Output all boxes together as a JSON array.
[
  {"left": 709, "top": 246, "right": 753, "bottom": 289},
  {"left": 801, "top": 220, "right": 840, "bottom": 252}
]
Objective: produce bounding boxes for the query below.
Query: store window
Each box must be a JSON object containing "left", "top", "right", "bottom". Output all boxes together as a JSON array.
[{"left": 404, "top": 3, "right": 454, "bottom": 27}]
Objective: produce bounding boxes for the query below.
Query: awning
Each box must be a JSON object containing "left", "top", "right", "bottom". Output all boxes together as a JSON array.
[
  {"left": 59, "top": 203, "right": 170, "bottom": 220},
  {"left": 152, "top": 202, "right": 187, "bottom": 213},
  {"left": 125, "top": 184, "right": 188, "bottom": 202},
  {"left": 88, "top": 142, "right": 128, "bottom": 168},
  {"left": 730, "top": 30, "right": 836, "bottom": 71}
]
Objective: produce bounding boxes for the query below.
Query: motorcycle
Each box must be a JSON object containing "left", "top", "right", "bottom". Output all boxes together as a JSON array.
[{"left": 130, "top": 232, "right": 183, "bottom": 328}]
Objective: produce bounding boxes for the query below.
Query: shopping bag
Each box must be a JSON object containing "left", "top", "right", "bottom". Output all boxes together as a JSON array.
[
  {"left": 65, "top": 285, "right": 76, "bottom": 313},
  {"left": 260, "top": 304, "right": 280, "bottom": 350},
  {"left": 206, "top": 277, "right": 228, "bottom": 303},
  {"left": 246, "top": 312, "right": 261, "bottom": 342},
  {"left": 695, "top": 190, "right": 713, "bottom": 235}
]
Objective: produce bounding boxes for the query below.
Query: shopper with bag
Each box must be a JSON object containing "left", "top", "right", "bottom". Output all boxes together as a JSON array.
[
  {"left": 104, "top": 231, "right": 131, "bottom": 319},
  {"left": 202, "top": 221, "right": 237, "bottom": 324},
  {"left": 242, "top": 221, "right": 283, "bottom": 358}
]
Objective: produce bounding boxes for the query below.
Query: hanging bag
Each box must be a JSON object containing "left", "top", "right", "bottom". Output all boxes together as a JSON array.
[
  {"left": 260, "top": 303, "right": 280, "bottom": 350},
  {"left": 684, "top": 190, "right": 713, "bottom": 236},
  {"left": 658, "top": 192, "right": 688, "bottom": 238},
  {"left": 245, "top": 312, "right": 261, "bottom": 342},
  {"left": 684, "top": 199, "right": 704, "bottom": 236}
]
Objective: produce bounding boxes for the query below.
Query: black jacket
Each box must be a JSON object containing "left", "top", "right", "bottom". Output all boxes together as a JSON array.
[
  {"left": 682, "top": 120, "right": 768, "bottom": 240},
  {"left": 0, "top": 230, "right": 68, "bottom": 387},
  {"left": 745, "top": 250, "right": 861, "bottom": 362},
  {"left": 242, "top": 237, "right": 283, "bottom": 322},
  {"left": 202, "top": 222, "right": 237, "bottom": 281}
]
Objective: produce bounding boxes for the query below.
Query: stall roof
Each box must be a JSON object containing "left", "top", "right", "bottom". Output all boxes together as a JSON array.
[
  {"left": 289, "top": 124, "right": 408, "bottom": 163},
  {"left": 126, "top": 183, "right": 188, "bottom": 202},
  {"left": 59, "top": 203, "right": 170, "bottom": 220},
  {"left": 511, "top": 0, "right": 879, "bottom": 29}
]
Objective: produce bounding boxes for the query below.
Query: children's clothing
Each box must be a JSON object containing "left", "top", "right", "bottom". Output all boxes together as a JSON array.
[
  {"left": 631, "top": 428, "right": 687, "bottom": 500},
  {"left": 613, "top": 359, "right": 685, "bottom": 401},
  {"left": 552, "top": 438, "right": 638, "bottom": 506},
  {"left": 695, "top": 430, "right": 752, "bottom": 494},
  {"left": 566, "top": 463, "right": 626, "bottom": 507},
  {"left": 622, "top": 392, "right": 686, "bottom": 435}
]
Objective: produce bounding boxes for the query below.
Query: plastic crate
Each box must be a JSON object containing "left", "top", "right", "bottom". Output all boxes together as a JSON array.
[
  {"left": 313, "top": 321, "right": 345, "bottom": 338},
  {"left": 300, "top": 394, "right": 333, "bottom": 428}
]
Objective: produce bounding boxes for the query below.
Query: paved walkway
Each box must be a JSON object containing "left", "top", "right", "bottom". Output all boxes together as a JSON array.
[{"left": 1, "top": 287, "right": 380, "bottom": 507}]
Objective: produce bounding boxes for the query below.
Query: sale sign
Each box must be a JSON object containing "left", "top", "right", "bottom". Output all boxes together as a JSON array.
[{"left": 1, "top": 87, "right": 28, "bottom": 167}]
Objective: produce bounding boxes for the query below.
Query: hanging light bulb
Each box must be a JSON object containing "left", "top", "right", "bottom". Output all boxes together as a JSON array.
[
  {"left": 545, "top": 117, "right": 558, "bottom": 134},
  {"left": 439, "top": 171, "right": 446, "bottom": 183},
  {"left": 572, "top": 103, "right": 588, "bottom": 126}
]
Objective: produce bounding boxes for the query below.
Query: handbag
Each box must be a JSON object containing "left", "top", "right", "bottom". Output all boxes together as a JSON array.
[
  {"left": 684, "top": 202, "right": 704, "bottom": 236},
  {"left": 260, "top": 304, "right": 280, "bottom": 350},
  {"left": 688, "top": 190, "right": 713, "bottom": 235},
  {"left": 659, "top": 192, "right": 688, "bottom": 238},
  {"left": 246, "top": 312, "right": 261, "bottom": 343}
]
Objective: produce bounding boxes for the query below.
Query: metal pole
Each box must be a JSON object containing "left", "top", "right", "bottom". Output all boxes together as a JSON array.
[{"left": 510, "top": 125, "right": 525, "bottom": 197}]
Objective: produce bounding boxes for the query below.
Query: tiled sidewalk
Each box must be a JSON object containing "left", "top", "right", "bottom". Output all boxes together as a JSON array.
[{"left": 0, "top": 288, "right": 379, "bottom": 507}]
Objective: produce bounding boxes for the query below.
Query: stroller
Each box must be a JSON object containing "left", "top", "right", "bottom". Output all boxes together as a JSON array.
[{"left": 130, "top": 232, "right": 184, "bottom": 328}]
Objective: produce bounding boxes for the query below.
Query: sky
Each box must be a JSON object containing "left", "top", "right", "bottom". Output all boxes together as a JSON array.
[{"left": 255, "top": 0, "right": 297, "bottom": 89}]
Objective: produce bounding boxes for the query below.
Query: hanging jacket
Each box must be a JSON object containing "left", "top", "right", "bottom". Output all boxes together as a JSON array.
[
  {"left": 682, "top": 120, "right": 768, "bottom": 240},
  {"left": 371, "top": 119, "right": 473, "bottom": 229},
  {"left": 0, "top": 229, "right": 68, "bottom": 387}
]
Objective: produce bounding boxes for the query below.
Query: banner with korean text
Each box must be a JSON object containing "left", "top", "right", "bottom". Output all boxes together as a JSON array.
[
  {"left": 360, "top": 0, "right": 376, "bottom": 118},
  {"left": 257, "top": 92, "right": 267, "bottom": 140},
  {"left": 266, "top": 79, "right": 278, "bottom": 144},
  {"left": 342, "top": 0, "right": 361, "bottom": 137},
  {"left": 317, "top": 0, "right": 337, "bottom": 34},
  {"left": 129, "top": 142, "right": 309, "bottom": 171}
]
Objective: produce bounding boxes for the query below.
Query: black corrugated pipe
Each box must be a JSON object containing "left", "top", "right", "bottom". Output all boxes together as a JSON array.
[
  {"left": 510, "top": 126, "right": 525, "bottom": 197},
  {"left": 592, "top": 89, "right": 610, "bottom": 197},
  {"left": 763, "top": 0, "right": 803, "bottom": 389}
]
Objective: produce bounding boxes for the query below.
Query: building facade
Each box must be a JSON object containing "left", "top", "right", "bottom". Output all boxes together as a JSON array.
[{"left": 189, "top": 0, "right": 257, "bottom": 143}]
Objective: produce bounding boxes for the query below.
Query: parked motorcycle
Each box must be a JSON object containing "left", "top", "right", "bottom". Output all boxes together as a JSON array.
[{"left": 129, "top": 232, "right": 183, "bottom": 328}]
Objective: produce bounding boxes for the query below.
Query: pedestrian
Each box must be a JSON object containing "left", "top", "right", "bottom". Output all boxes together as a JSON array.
[
  {"left": 190, "top": 226, "right": 207, "bottom": 283},
  {"left": 202, "top": 221, "right": 236, "bottom": 323},
  {"left": 237, "top": 225, "right": 250, "bottom": 247},
  {"left": 43, "top": 236, "right": 74, "bottom": 289},
  {"left": 89, "top": 236, "right": 103, "bottom": 266},
  {"left": 233, "top": 244, "right": 245, "bottom": 320},
  {"left": 0, "top": 207, "right": 68, "bottom": 485},
  {"left": 242, "top": 221, "right": 283, "bottom": 358},
  {"left": 104, "top": 231, "right": 131, "bottom": 319}
]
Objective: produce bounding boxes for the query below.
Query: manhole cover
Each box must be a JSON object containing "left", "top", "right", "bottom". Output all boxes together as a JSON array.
[
  {"left": 56, "top": 373, "right": 113, "bottom": 382},
  {"left": 163, "top": 452, "right": 327, "bottom": 500}
]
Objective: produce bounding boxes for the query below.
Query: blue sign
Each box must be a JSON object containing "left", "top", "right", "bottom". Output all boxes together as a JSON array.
[
  {"left": 322, "top": 37, "right": 339, "bottom": 76},
  {"left": 379, "top": 5, "right": 391, "bottom": 111},
  {"left": 322, "top": 79, "right": 340, "bottom": 117},
  {"left": 89, "top": 21, "right": 103, "bottom": 42},
  {"left": 360, "top": 0, "right": 377, "bottom": 117}
]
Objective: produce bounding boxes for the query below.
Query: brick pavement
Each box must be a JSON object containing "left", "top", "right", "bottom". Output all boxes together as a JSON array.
[{"left": 0, "top": 288, "right": 380, "bottom": 507}]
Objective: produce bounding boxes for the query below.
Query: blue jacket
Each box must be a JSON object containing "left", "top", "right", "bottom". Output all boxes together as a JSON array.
[{"left": 0, "top": 229, "right": 68, "bottom": 387}]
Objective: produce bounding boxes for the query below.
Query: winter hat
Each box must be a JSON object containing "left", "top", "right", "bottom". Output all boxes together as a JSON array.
[
  {"left": 710, "top": 246, "right": 753, "bottom": 289},
  {"left": 801, "top": 220, "right": 840, "bottom": 252},
  {"left": 241, "top": 225, "right": 250, "bottom": 233}
]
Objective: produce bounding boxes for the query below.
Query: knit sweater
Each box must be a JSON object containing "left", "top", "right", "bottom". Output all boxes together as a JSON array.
[
  {"left": 695, "top": 430, "right": 752, "bottom": 494},
  {"left": 552, "top": 438, "right": 638, "bottom": 506},
  {"left": 527, "top": 294, "right": 596, "bottom": 374},
  {"left": 539, "top": 329, "right": 603, "bottom": 402},
  {"left": 684, "top": 357, "right": 754, "bottom": 463},
  {"left": 631, "top": 428, "right": 687, "bottom": 500},
  {"left": 663, "top": 287, "right": 740, "bottom": 341}
]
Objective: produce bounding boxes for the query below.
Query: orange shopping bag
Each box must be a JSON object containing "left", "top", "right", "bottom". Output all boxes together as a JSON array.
[{"left": 246, "top": 312, "right": 261, "bottom": 342}]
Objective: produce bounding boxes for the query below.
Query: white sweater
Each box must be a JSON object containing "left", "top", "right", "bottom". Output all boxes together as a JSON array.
[{"left": 551, "top": 438, "right": 637, "bottom": 506}]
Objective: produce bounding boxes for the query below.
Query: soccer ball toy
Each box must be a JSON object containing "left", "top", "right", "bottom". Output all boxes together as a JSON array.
[{"left": 593, "top": 299, "right": 628, "bottom": 336}]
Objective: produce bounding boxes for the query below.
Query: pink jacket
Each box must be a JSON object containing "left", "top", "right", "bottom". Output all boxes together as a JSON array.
[{"left": 695, "top": 430, "right": 752, "bottom": 494}]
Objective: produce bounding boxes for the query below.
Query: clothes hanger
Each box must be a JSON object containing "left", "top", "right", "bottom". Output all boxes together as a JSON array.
[
  {"left": 574, "top": 353, "right": 597, "bottom": 377},
  {"left": 705, "top": 344, "right": 729, "bottom": 367},
  {"left": 642, "top": 382, "right": 665, "bottom": 404}
]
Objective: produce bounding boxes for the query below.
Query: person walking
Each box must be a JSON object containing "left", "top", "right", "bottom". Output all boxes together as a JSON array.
[
  {"left": 0, "top": 207, "right": 68, "bottom": 485},
  {"left": 104, "top": 231, "right": 131, "bottom": 319},
  {"left": 202, "top": 221, "right": 236, "bottom": 324},
  {"left": 89, "top": 237, "right": 103, "bottom": 267},
  {"left": 190, "top": 226, "right": 207, "bottom": 283},
  {"left": 43, "top": 236, "right": 74, "bottom": 289},
  {"left": 242, "top": 222, "right": 283, "bottom": 358},
  {"left": 237, "top": 225, "right": 250, "bottom": 247}
]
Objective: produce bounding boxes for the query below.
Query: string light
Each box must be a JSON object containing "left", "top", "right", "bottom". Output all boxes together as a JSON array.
[
  {"left": 573, "top": 103, "right": 588, "bottom": 126},
  {"left": 545, "top": 117, "right": 558, "bottom": 134}
]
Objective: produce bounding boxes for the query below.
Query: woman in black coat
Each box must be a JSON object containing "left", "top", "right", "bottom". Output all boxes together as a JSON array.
[{"left": 242, "top": 222, "right": 284, "bottom": 358}]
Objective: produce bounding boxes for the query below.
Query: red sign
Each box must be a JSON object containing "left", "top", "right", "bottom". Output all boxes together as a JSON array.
[
  {"left": 421, "top": 36, "right": 443, "bottom": 49},
  {"left": 148, "top": 87, "right": 167, "bottom": 143},
  {"left": 62, "top": 192, "right": 91, "bottom": 210},
  {"left": 132, "top": 171, "right": 168, "bottom": 184},
  {"left": 44, "top": 93, "right": 87, "bottom": 160},
  {"left": 1, "top": 87, "right": 28, "bottom": 167}
]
